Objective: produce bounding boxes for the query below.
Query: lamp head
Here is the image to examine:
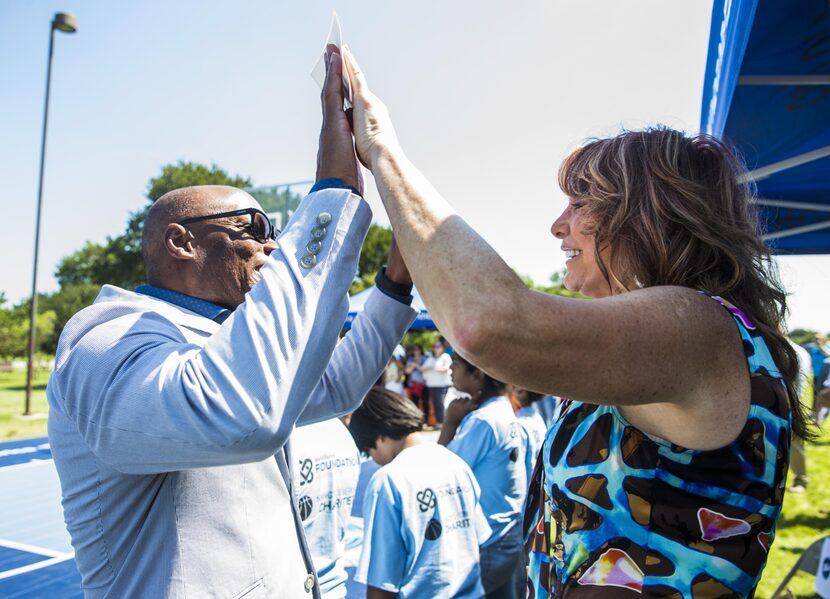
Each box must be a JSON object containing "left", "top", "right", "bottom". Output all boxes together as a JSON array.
[{"left": 53, "top": 13, "right": 77, "bottom": 34}]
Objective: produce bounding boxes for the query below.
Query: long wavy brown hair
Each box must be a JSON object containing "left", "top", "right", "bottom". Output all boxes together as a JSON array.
[{"left": 558, "top": 127, "right": 812, "bottom": 440}]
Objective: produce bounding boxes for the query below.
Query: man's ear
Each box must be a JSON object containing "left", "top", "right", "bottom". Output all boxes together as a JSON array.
[{"left": 164, "top": 223, "right": 196, "bottom": 261}]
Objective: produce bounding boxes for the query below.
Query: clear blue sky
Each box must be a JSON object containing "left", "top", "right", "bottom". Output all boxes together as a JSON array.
[{"left": 2, "top": 1, "right": 828, "bottom": 331}]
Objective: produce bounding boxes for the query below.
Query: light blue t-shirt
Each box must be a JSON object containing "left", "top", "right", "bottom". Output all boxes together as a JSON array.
[
  {"left": 356, "top": 443, "right": 491, "bottom": 598},
  {"left": 447, "top": 395, "right": 527, "bottom": 546},
  {"left": 292, "top": 419, "right": 361, "bottom": 599},
  {"left": 517, "top": 405, "right": 548, "bottom": 484}
]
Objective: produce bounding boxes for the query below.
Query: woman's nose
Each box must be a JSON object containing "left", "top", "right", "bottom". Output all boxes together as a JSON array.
[{"left": 551, "top": 208, "right": 570, "bottom": 239}]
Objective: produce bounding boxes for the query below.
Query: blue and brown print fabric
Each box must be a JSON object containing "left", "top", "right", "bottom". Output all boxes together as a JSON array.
[{"left": 525, "top": 297, "right": 791, "bottom": 598}]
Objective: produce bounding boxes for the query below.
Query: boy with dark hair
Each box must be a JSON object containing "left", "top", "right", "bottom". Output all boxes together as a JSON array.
[{"left": 348, "top": 387, "right": 490, "bottom": 599}]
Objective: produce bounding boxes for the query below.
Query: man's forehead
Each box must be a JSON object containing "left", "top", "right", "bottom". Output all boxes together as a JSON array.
[
  {"left": 187, "top": 186, "right": 262, "bottom": 215},
  {"left": 218, "top": 195, "right": 262, "bottom": 215}
]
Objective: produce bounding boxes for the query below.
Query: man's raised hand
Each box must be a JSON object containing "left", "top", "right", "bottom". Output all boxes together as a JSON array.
[{"left": 316, "top": 45, "right": 362, "bottom": 194}]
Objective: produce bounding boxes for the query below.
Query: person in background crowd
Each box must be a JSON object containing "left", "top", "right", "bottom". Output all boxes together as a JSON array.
[
  {"left": 340, "top": 48, "right": 810, "bottom": 597},
  {"left": 817, "top": 370, "right": 830, "bottom": 427},
  {"left": 507, "top": 385, "right": 548, "bottom": 485},
  {"left": 806, "top": 334, "right": 830, "bottom": 425},
  {"left": 383, "top": 355, "right": 406, "bottom": 395},
  {"left": 421, "top": 340, "right": 453, "bottom": 426},
  {"left": 805, "top": 334, "right": 829, "bottom": 389},
  {"left": 348, "top": 387, "right": 491, "bottom": 599},
  {"left": 291, "top": 417, "right": 362, "bottom": 598},
  {"left": 788, "top": 341, "right": 814, "bottom": 493},
  {"left": 439, "top": 354, "right": 526, "bottom": 599},
  {"left": 533, "top": 394, "right": 564, "bottom": 427},
  {"left": 404, "top": 344, "right": 427, "bottom": 408}
]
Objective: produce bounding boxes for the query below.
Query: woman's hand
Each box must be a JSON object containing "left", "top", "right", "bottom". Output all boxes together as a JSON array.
[{"left": 342, "top": 47, "right": 402, "bottom": 171}]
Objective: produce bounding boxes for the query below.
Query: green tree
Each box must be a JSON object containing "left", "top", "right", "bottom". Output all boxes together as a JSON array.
[
  {"left": 402, "top": 330, "right": 442, "bottom": 352},
  {"left": 55, "top": 162, "right": 253, "bottom": 289},
  {"left": 37, "top": 283, "right": 101, "bottom": 354},
  {"left": 0, "top": 295, "right": 57, "bottom": 359},
  {"left": 350, "top": 224, "right": 394, "bottom": 294},
  {"left": 248, "top": 186, "right": 304, "bottom": 231},
  {"left": 518, "top": 270, "right": 585, "bottom": 298},
  {"left": 789, "top": 328, "right": 818, "bottom": 346}
]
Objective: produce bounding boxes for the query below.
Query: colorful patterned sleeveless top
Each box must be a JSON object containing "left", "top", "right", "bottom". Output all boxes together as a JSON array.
[{"left": 525, "top": 296, "right": 792, "bottom": 598}]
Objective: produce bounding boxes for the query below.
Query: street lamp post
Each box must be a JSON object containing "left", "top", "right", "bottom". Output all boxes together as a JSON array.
[{"left": 25, "top": 12, "right": 77, "bottom": 416}]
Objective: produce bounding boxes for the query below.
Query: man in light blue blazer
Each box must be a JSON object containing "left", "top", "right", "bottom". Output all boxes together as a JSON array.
[{"left": 47, "top": 48, "right": 416, "bottom": 598}]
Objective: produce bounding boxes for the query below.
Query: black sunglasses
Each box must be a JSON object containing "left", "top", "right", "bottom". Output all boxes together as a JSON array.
[{"left": 178, "top": 208, "right": 278, "bottom": 243}]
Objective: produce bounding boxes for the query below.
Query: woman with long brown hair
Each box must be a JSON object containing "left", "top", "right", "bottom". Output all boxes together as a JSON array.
[{"left": 323, "top": 46, "right": 810, "bottom": 597}]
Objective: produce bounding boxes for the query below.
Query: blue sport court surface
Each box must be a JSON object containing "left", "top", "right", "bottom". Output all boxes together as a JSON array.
[{"left": 0, "top": 437, "right": 82, "bottom": 598}]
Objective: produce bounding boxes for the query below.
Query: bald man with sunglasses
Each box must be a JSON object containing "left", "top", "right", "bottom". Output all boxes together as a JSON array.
[{"left": 47, "top": 47, "right": 416, "bottom": 598}]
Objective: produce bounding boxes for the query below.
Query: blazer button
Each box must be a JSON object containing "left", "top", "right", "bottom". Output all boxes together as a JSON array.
[
  {"left": 310, "top": 226, "right": 327, "bottom": 240},
  {"left": 306, "top": 240, "right": 322, "bottom": 255},
  {"left": 304, "top": 573, "right": 315, "bottom": 592},
  {"left": 300, "top": 254, "right": 317, "bottom": 269},
  {"left": 316, "top": 212, "right": 332, "bottom": 226}
]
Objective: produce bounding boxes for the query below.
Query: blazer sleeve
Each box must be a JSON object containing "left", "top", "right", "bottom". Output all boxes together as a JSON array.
[
  {"left": 49, "top": 188, "right": 371, "bottom": 474},
  {"left": 297, "top": 287, "right": 417, "bottom": 426}
]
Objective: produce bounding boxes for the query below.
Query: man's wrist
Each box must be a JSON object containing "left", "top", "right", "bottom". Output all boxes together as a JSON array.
[
  {"left": 374, "top": 267, "right": 414, "bottom": 306},
  {"left": 311, "top": 178, "right": 362, "bottom": 196}
]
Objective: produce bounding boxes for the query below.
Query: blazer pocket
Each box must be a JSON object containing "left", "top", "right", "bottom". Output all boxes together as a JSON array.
[{"left": 232, "top": 578, "right": 264, "bottom": 599}]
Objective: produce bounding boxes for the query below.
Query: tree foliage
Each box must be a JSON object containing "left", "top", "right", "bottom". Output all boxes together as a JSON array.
[
  {"left": 37, "top": 283, "right": 101, "bottom": 354},
  {"left": 248, "top": 187, "right": 304, "bottom": 231},
  {"left": 517, "top": 270, "right": 585, "bottom": 298},
  {"left": 789, "top": 328, "right": 819, "bottom": 346},
  {"left": 349, "top": 224, "right": 394, "bottom": 294},
  {"left": 146, "top": 162, "right": 253, "bottom": 202},
  {"left": 0, "top": 295, "right": 57, "bottom": 360}
]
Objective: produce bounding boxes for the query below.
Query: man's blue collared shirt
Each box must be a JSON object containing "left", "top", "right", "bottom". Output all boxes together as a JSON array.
[{"left": 135, "top": 285, "right": 232, "bottom": 323}]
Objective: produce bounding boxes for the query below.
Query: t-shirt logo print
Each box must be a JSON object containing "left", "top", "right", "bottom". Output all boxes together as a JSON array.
[
  {"left": 424, "top": 518, "right": 442, "bottom": 541},
  {"left": 416, "top": 488, "right": 436, "bottom": 512},
  {"left": 298, "top": 495, "right": 314, "bottom": 521},
  {"left": 299, "top": 459, "right": 314, "bottom": 485}
]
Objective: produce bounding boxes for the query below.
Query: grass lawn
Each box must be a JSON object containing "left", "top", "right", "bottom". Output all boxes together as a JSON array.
[
  {"left": 0, "top": 368, "right": 50, "bottom": 440},
  {"left": 756, "top": 423, "right": 830, "bottom": 598},
  {"left": 0, "top": 366, "right": 827, "bottom": 595}
]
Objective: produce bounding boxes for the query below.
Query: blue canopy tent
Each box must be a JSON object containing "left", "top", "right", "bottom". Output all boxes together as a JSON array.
[
  {"left": 344, "top": 286, "right": 435, "bottom": 331},
  {"left": 700, "top": 0, "right": 830, "bottom": 254}
]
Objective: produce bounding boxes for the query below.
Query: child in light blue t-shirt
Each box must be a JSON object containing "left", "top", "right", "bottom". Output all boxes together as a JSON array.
[
  {"left": 440, "top": 354, "right": 528, "bottom": 598},
  {"left": 348, "top": 387, "right": 491, "bottom": 599},
  {"left": 508, "top": 386, "right": 549, "bottom": 487},
  {"left": 291, "top": 418, "right": 361, "bottom": 599}
]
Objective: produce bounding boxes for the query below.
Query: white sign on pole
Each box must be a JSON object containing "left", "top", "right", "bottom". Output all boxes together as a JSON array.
[{"left": 816, "top": 538, "right": 830, "bottom": 598}]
